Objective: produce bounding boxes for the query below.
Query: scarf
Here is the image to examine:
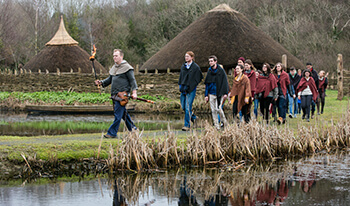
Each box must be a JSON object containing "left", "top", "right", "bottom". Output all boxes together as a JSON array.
[
  {"left": 256, "top": 73, "right": 278, "bottom": 98},
  {"left": 297, "top": 77, "right": 318, "bottom": 101},
  {"left": 275, "top": 70, "right": 290, "bottom": 96}
]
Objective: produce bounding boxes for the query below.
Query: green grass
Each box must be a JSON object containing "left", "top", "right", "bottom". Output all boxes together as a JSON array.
[{"left": 0, "top": 91, "right": 168, "bottom": 105}]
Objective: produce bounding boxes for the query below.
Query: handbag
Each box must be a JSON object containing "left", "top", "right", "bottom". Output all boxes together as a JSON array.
[{"left": 111, "top": 91, "right": 129, "bottom": 106}]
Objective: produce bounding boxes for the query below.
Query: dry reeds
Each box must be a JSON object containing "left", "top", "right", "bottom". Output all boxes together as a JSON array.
[{"left": 107, "top": 110, "right": 350, "bottom": 171}]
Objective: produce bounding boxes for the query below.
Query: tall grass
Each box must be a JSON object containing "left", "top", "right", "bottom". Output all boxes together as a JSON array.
[{"left": 106, "top": 108, "right": 350, "bottom": 171}]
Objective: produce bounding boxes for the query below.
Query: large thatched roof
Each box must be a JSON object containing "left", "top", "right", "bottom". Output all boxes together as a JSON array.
[
  {"left": 140, "top": 4, "right": 304, "bottom": 72},
  {"left": 24, "top": 16, "right": 106, "bottom": 73}
]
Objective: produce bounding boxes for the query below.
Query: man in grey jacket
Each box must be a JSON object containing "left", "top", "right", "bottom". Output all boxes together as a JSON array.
[{"left": 95, "top": 49, "right": 138, "bottom": 138}]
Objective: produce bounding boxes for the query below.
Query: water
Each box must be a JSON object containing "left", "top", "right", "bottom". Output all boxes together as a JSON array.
[
  {"left": 0, "top": 112, "right": 200, "bottom": 136},
  {"left": 1, "top": 152, "right": 349, "bottom": 206}
]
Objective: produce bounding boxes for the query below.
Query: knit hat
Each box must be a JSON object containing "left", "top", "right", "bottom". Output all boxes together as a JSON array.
[{"left": 238, "top": 57, "right": 245, "bottom": 63}]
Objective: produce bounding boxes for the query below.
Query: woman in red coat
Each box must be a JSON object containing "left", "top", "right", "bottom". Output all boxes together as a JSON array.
[
  {"left": 255, "top": 63, "right": 278, "bottom": 124},
  {"left": 272, "top": 63, "right": 291, "bottom": 124},
  {"left": 297, "top": 70, "right": 318, "bottom": 122}
]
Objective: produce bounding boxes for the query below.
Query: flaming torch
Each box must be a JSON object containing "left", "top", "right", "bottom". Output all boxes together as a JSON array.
[{"left": 89, "top": 44, "right": 101, "bottom": 94}]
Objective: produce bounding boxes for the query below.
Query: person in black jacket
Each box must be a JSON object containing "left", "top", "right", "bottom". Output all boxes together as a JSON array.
[
  {"left": 306, "top": 63, "right": 318, "bottom": 119},
  {"left": 288, "top": 67, "right": 301, "bottom": 118},
  {"left": 204, "top": 55, "right": 229, "bottom": 129},
  {"left": 178, "top": 51, "right": 203, "bottom": 131}
]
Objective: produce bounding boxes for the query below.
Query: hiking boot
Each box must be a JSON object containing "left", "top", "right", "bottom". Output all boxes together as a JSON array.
[
  {"left": 191, "top": 118, "right": 197, "bottom": 128},
  {"left": 104, "top": 134, "right": 117, "bottom": 139},
  {"left": 288, "top": 114, "right": 293, "bottom": 118},
  {"left": 306, "top": 118, "right": 310, "bottom": 122},
  {"left": 182, "top": 126, "right": 190, "bottom": 131},
  {"left": 277, "top": 117, "right": 283, "bottom": 125}
]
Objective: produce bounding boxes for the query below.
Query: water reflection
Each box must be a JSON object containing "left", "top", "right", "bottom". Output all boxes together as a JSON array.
[{"left": 1, "top": 152, "right": 349, "bottom": 205}]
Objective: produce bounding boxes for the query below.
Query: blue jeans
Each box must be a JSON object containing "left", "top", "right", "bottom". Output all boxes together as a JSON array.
[
  {"left": 107, "top": 101, "right": 136, "bottom": 137},
  {"left": 277, "top": 95, "right": 287, "bottom": 119},
  {"left": 287, "top": 93, "right": 298, "bottom": 115},
  {"left": 180, "top": 90, "right": 197, "bottom": 127},
  {"left": 254, "top": 98, "right": 259, "bottom": 118}
]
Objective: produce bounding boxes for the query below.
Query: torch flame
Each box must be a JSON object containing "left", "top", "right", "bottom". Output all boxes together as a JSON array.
[{"left": 89, "top": 44, "right": 96, "bottom": 61}]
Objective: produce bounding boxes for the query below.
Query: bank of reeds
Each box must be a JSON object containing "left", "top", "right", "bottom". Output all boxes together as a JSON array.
[{"left": 108, "top": 109, "right": 349, "bottom": 171}]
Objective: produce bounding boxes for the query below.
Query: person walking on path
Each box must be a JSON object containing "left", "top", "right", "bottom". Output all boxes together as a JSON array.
[
  {"left": 95, "top": 49, "right": 138, "bottom": 138},
  {"left": 256, "top": 63, "right": 278, "bottom": 124},
  {"left": 273, "top": 63, "right": 291, "bottom": 124},
  {"left": 244, "top": 59, "right": 257, "bottom": 118},
  {"left": 317, "top": 70, "right": 328, "bottom": 115},
  {"left": 178, "top": 51, "right": 203, "bottom": 131},
  {"left": 306, "top": 63, "right": 319, "bottom": 119},
  {"left": 204, "top": 55, "right": 230, "bottom": 130},
  {"left": 229, "top": 64, "right": 252, "bottom": 123},
  {"left": 297, "top": 70, "right": 318, "bottom": 122},
  {"left": 288, "top": 66, "right": 301, "bottom": 118}
]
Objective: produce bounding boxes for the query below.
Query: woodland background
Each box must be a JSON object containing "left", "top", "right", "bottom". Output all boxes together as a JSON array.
[{"left": 0, "top": 0, "right": 349, "bottom": 72}]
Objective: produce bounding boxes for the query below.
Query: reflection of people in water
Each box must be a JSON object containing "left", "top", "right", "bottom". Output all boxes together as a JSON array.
[
  {"left": 255, "top": 183, "right": 276, "bottom": 205},
  {"left": 300, "top": 171, "right": 316, "bottom": 193},
  {"left": 113, "top": 181, "right": 127, "bottom": 206},
  {"left": 274, "top": 179, "right": 289, "bottom": 205},
  {"left": 203, "top": 186, "right": 229, "bottom": 206},
  {"left": 178, "top": 176, "right": 199, "bottom": 206},
  {"left": 225, "top": 189, "right": 254, "bottom": 206}
]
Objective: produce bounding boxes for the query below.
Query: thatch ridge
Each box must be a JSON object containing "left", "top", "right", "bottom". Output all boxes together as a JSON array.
[
  {"left": 140, "top": 4, "right": 304, "bottom": 72},
  {"left": 46, "top": 16, "right": 78, "bottom": 46}
]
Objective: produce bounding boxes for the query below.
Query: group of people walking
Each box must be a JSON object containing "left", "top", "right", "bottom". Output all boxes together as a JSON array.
[
  {"left": 94, "top": 49, "right": 328, "bottom": 138},
  {"left": 178, "top": 51, "right": 328, "bottom": 131}
]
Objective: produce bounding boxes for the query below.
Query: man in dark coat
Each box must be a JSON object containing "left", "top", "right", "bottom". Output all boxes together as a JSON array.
[
  {"left": 178, "top": 51, "right": 203, "bottom": 131},
  {"left": 204, "top": 55, "right": 229, "bottom": 129},
  {"left": 288, "top": 67, "right": 301, "bottom": 118}
]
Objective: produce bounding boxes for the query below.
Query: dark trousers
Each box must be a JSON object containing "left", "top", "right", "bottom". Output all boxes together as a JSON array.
[
  {"left": 232, "top": 96, "right": 250, "bottom": 123},
  {"left": 260, "top": 97, "right": 273, "bottom": 123},
  {"left": 107, "top": 101, "right": 136, "bottom": 136},
  {"left": 277, "top": 95, "right": 287, "bottom": 120},
  {"left": 317, "top": 91, "right": 326, "bottom": 114},
  {"left": 301, "top": 95, "right": 313, "bottom": 119}
]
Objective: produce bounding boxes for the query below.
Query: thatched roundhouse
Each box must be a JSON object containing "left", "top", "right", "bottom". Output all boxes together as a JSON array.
[
  {"left": 24, "top": 16, "right": 106, "bottom": 74},
  {"left": 140, "top": 4, "right": 304, "bottom": 73}
]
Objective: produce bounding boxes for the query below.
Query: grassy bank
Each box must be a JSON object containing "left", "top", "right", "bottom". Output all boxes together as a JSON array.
[{"left": 0, "top": 90, "right": 349, "bottom": 178}]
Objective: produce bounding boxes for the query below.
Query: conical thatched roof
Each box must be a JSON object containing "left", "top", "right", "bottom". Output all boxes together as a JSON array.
[
  {"left": 24, "top": 16, "right": 106, "bottom": 74},
  {"left": 140, "top": 4, "right": 304, "bottom": 72},
  {"left": 46, "top": 16, "right": 78, "bottom": 46}
]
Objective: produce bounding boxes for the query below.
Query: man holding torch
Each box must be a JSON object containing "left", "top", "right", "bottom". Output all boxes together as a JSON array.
[{"left": 95, "top": 49, "right": 138, "bottom": 138}]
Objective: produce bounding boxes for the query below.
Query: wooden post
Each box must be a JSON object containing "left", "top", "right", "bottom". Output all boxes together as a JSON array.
[
  {"left": 337, "top": 54, "right": 343, "bottom": 100},
  {"left": 46, "top": 69, "right": 49, "bottom": 74},
  {"left": 145, "top": 68, "right": 148, "bottom": 74},
  {"left": 282, "top": 54, "right": 287, "bottom": 68},
  {"left": 38, "top": 69, "right": 41, "bottom": 74},
  {"left": 155, "top": 69, "right": 158, "bottom": 74},
  {"left": 167, "top": 68, "right": 170, "bottom": 73},
  {"left": 78, "top": 67, "right": 81, "bottom": 73},
  {"left": 70, "top": 68, "right": 74, "bottom": 73},
  {"left": 135, "top": 64, "right": 139, "bottom": 74},
  {"left": 57, "top": 68, "right": 61, "bottom": 76}
]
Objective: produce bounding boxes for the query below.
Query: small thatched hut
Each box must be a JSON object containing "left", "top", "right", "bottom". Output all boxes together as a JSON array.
[
  {"left": 24, "top": 16, "right": 106, "bottom": 73},
  {"left": 140, "top": 4, "right": 304, "bottom": 72}
]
